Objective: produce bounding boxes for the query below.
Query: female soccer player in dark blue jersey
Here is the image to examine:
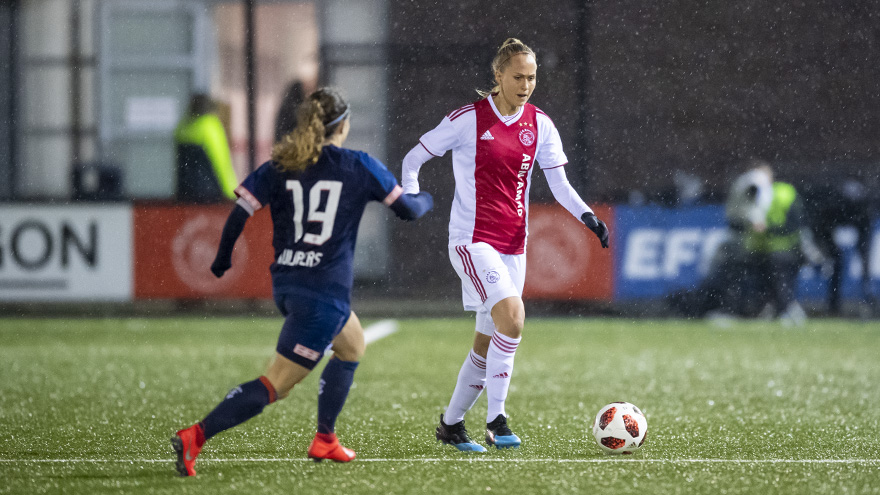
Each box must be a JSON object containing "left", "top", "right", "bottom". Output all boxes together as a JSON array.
[{"left": 171, "top": 88, "right": 433, "bottom": 476}]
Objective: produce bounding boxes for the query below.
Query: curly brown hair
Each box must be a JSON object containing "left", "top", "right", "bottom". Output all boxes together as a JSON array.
[{"left": 271, "top": 87, "right": 349, "bottom": 173}]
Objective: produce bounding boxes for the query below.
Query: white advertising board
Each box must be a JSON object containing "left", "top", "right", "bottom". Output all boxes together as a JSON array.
[{"left": 0, "top": 205, "right": 133, "bottom": 302}]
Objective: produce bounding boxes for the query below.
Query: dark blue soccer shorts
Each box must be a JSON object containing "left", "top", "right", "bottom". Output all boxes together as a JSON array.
[{"left": 273, "top": 293, "right": 351, "bottom": 370}]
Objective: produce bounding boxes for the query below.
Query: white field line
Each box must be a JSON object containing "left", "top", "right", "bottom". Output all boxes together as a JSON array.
[
  {"left": 363, "top": 319, "right": 399, "bottom": 345},
  {"left": 1, "top": 458, "right": 878, "bottom": 465},
  {"left": 324, "top": 319, "right": 398, "bottom": 355}
]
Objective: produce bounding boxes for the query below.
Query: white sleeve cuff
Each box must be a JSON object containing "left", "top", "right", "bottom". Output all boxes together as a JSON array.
[{"left": 234, "top": 186, "right": 260, "bottom": 216}]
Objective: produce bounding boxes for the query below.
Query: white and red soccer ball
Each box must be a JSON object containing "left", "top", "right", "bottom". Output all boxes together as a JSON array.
[{"left": 591, "top": 402, "right": 648, "bottom": 454}]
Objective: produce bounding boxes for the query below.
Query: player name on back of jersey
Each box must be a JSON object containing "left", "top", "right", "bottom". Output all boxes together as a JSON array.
[{"left": 276, "top": 249, "right": 323, "bottom": 268}]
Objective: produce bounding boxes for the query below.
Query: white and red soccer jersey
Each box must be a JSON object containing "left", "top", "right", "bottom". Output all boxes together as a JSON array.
[{"left": 415, "top": 96, "right": 568, "bottom": 255}]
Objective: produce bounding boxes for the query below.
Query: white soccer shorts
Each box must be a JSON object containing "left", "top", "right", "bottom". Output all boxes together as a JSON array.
[{"left": 449, "top": 242, "right": 526, "bottom": 335}]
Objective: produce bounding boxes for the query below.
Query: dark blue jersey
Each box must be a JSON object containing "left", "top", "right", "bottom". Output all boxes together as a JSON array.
[{"left": 235, "top": 145, "right": 403, "bottom": 308}]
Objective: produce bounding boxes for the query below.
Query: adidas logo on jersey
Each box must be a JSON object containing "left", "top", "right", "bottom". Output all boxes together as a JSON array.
[{"left": 480, "top": 130, "right": 494, "bottom": 140}]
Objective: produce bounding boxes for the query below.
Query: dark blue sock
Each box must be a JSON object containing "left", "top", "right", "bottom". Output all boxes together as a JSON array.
[
  {"left": 202, "top": 376, "right": 276, "bottom": 440},
  {"left": 317, "top": 358, "right": 359, "bottom": 434}
]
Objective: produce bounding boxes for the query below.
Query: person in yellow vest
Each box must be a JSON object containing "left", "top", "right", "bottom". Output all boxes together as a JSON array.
[
  {"left": 733, "top": 163, "right": 820, "bottom": 325},
  {"left": 669, "top": 161, "right": 820, "bottom": 324},
  {"left": 174, "top": 94, "right": 237, "bottom": 203}
]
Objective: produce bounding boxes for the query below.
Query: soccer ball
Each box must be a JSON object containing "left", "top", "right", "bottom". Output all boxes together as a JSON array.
[{"left": 591, "top": 402, "right": 648, "bottom": 454}]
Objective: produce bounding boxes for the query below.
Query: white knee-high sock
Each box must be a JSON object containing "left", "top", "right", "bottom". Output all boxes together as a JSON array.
[
  {"left": 486, "top": 332, "right": 521, "bottom": 422},
  {"left": 443, "top": 350, "right": 486, "bottom": 425}
]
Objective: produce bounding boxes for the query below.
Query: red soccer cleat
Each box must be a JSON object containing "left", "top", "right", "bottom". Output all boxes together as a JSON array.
[
  {"left": 307, "top": 432, "right": 356, "bottom": 463},
  {"left": 171, "top": 424, "right": 205, "bottom": 476}
]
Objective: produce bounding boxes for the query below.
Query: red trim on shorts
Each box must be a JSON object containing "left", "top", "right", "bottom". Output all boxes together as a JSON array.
[{"left": 456, "top": 245, "right": 487, "bottom": 302}]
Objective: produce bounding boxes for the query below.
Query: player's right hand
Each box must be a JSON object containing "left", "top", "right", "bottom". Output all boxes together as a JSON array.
[{"left": 581, "top": 212, "right": 609, "bottom": 248}]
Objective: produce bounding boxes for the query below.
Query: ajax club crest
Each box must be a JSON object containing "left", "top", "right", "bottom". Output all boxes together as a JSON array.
[{"left": 518, "top": 128, "right": 535, "bottom": 146}]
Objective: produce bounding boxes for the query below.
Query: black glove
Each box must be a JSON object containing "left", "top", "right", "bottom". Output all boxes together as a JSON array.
[
  {"left": 210, "top": 257, "right": 231, "bottom": 278},
  {"left": 210, "top": 205, "right": 249, "bottom": 278},
  {"left": 581, "top": 212, "right": 609, "bottom": 248}
]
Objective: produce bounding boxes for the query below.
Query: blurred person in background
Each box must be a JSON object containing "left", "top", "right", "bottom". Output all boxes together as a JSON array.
[
  {"left": 402, "top": 38, "right": 609, "bottom": 453},
  {"left": 174, "top": 93, "right": 237, "bottom": 203},
  {"left": 670, "top": 160, "right": 821, "bottom": 325},
  {"left": 733, "top": 163, "right": 822, "bottom": 324},
  {"left": 801, "top": 177, "right": 876, "bottom": 316},
  {"left": 170, "top": 88, "right": 433, "bottom": 476}
]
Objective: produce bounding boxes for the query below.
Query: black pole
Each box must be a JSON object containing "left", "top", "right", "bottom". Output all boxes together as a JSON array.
[
  {"left": 70, "top": 0, "right": 82, "bottom": 165},
  {"left": 244, "top": 0, "right": 257, "bottom": 173},
  {"left": 574, "top": 0, "right": 592, "bottom": 194},
  {"left": 4, "top": 0, "right": 19, "bottom": 199}
]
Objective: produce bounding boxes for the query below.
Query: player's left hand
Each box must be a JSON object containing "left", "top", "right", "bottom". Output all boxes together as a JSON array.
[
  {"left": 210, "top": 257, "right": 231, "bottom": 278},
  {"left": 581, "top": 212, "right": 609, "bottom": 248}
]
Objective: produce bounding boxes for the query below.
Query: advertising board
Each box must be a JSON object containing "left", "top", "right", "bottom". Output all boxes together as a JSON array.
[
  {"left": 613, "top": 205, "right": 880, "bottom": 302},
  {"left": 0, "top": 205, "right": 132, "bottom": 301},
  {"left": 133, "top": 204, "right": 274, "bottom": 299},
  {"left": 523, "top": 204, "right": 614, "bottom": 301}
]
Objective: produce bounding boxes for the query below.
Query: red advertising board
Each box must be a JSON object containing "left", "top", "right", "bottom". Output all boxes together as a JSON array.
[
  {"left": 523, "top": 204, "right": 614, "bottom": 301},
  {"left": 133, "top": 203, "right": 274, "bottom": 299}
]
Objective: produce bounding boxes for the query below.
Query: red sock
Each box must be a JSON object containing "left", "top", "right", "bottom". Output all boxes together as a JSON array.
[
  {"left": 316, "top": 432, "right": 337, "bottom": 443},
  {"left": 195, "top": 422, "right": 206, "bottom": 448}
]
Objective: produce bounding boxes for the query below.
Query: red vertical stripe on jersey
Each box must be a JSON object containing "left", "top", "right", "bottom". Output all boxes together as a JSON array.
[{"left": 471, "top": 99, "right": 538, "bottom": 255}]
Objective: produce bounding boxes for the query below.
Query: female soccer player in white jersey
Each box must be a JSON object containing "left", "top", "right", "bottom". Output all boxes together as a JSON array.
[{"left": 402, "top": 38, "right": 610, "bottom": 452}]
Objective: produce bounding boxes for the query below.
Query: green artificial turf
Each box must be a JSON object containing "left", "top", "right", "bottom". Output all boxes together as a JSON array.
[{"left": 1, "top": 317, "right": 878, "bottom": 494}]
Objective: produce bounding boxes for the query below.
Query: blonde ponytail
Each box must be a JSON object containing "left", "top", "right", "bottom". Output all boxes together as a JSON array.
[{"left": 476, "top": 38, "right": 536, "bottom": 98}]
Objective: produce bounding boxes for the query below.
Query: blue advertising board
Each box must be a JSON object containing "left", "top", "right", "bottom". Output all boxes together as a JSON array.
[
  {"left": 613, "top": 205, "right": 727, "bottom": 300},
  {"left": 797, "top": 224, "right": 880, "bottom": 302},
  {"left": 613, "top": 205, "right": 879, "bottom": 303}
]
